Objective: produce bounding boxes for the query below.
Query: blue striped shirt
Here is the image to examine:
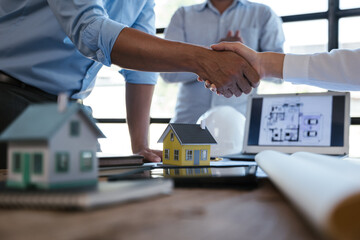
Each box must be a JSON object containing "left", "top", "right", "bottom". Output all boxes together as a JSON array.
[
  {"left": 161, "top": 0, "right": 284, "bottom": 123},
  {"left": 0, "top": 0, "right": 158, "bottom": 99}
]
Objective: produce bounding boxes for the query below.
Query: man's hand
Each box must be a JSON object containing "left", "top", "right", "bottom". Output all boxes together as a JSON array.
[
  {"left": 211, "top": 42, "right": 285, "bottom": 79},
  {"left": 126, "top": 83, "right": 163, "bottom": 163},
  {"left": 196, "top": 49, "right": 260, "bottom": 98},
  {"left": 220, "top": 30, "right": 243, "bottom": 43},
  {"left": 212, "top": 42, "right": 261, "bottom": 76},
  {"left": 135, "top": 147, "right": 162, "bottom": 163}
]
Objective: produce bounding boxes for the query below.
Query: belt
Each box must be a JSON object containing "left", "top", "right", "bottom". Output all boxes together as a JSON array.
[{"left": 0, "top": 71, "right": 82, "bottom": 103}]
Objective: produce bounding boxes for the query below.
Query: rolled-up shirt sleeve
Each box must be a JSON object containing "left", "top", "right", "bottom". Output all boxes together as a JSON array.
[
  {"left": 120, "top": 0, "right": 158, "bottom": 85},
  {"left": 47, "top": 0, "right": 126, "bottom": 66}
]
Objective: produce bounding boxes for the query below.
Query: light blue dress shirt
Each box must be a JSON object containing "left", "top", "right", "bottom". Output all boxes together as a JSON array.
[
  {"left": 160, "top": 0, "right": 284, "bottom": 123},
  {"left": 0, "top": 0, "right": 158, "bottom": 99}
]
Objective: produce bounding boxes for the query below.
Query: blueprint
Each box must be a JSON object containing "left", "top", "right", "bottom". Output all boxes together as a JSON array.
[{"left": 258, "top": 95, "right": 332, "bottom": 146}]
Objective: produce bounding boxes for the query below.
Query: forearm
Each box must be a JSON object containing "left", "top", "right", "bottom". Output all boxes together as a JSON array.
[
  {"left": 125, "top": 82, "right": 154, "bottom": 153},
  {"left": 111, "top": 27, "right": 206, "bottom": 74},
  {"left": 115, "top": 28, "right": 260, "bottom": 96},
  {"left": 259, "top": 52, "right": 285, "bottom": 79}
]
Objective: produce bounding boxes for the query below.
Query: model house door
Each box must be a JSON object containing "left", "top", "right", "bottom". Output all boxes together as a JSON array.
[
  {"left": 194, "top": 150, "right": 200, "bottom": 165},
  {"left": 21, "top": 153, "right": 31, "bottom": 187}
]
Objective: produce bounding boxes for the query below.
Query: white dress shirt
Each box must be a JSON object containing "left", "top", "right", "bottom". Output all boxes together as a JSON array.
[
  {"left": 160, "top": 0, "right": 284, "bottom": 123},
  {"left": 284, "top": 48, "right": 360, "bottom": 91}
]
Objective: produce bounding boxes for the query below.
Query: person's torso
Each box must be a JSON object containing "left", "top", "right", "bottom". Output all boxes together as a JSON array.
[
  {"left": 172, "top": 1, "right": 271, "bottom": 123},
  {"left": 181, "top": 1, "right": 272, "bottom": 50},
  {"left": 0, "top": 0, "right": 150, "bottom": 98}
]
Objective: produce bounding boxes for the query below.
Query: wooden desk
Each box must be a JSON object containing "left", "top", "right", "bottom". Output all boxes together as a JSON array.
[{"left": 0, "top": 171, "right": 319, "bottom": 240}]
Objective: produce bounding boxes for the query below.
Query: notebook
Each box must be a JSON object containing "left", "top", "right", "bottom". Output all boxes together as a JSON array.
[
  {"left": 0, "top": 179, "right": 173, "bottom": 210},
  {"left": 225, "top": 92, "right": 350, "bottom": 160},
  {"left": 97, "top": 153, "right": 144, "bottom": 167}
]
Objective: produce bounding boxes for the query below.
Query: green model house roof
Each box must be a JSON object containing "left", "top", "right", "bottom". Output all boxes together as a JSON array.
[
  {"left": 0, "top": 103, "right": 105, "bottom": 141},
  {"left": 158, "top": 123, "right": 217, "bottom": 145}
]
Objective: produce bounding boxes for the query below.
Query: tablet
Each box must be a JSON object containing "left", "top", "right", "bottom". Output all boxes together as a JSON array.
[
  {"left": 242, "top": 92, "right": 350, "bottom": 155},
  {"left": 107, "top": 165, "right": 258, "bottom": 189}
]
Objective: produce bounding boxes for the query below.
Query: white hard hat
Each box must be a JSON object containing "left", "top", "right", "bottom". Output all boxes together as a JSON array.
[{"left": 197, "top": 106, "right": 246, "bottom": 157}]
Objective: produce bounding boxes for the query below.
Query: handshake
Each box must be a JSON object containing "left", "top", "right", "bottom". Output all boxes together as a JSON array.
[{"left": 198, "top": 42, "right": 284, "bottom": 98}]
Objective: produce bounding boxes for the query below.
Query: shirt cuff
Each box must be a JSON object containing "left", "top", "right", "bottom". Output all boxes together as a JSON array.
[
  {"left": 283, "top": 54, "right": 311, "bottom": 84},
  {"left": 97, "top": 19, "right": 127, "bottom": 66},
  {"left": 120, "top": 69, "right": 158, "bottom": 85}
]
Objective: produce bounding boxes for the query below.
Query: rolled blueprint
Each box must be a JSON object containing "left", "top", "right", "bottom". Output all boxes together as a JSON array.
[{"left": 255, "top": 150, "right": 360, "bottom": 240}]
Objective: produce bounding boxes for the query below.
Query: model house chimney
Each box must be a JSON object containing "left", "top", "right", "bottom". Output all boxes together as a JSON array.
[
  {"left": 200, "top": 119, "right": 206, "bottom": 130},
  {"left": 58, "top": 93, "right": 68, "bottom": 113}
]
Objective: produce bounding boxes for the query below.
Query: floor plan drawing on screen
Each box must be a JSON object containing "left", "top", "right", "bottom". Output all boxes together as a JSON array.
[{"left": 258, "top": 96, "right": 332, "bottom": 146}]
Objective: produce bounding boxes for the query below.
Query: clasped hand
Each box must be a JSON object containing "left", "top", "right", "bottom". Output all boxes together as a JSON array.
[{"left": 198, "top": 37, "right": 261, "bottom": 98}]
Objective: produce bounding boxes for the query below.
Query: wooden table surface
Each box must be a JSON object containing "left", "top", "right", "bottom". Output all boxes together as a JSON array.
[{"left": 0, "top": 170, "right": 320, "bottom": 240}]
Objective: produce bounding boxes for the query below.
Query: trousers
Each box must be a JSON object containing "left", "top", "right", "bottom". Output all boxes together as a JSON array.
[{"left": 0, "top": 72, "right": 58, "bottom": 169}]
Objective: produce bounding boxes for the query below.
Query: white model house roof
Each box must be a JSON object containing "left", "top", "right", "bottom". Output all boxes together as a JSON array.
[
  {"left": 0, "top": 103, "right": 105, "bottom": 141},
  {"left": 158, "top": 123, "right": 217, "bottom": 145}
]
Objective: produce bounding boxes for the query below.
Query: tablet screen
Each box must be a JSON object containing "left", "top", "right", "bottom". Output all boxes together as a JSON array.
[{"left": 247, "top": 94, "right": 346, "bottom": 147}]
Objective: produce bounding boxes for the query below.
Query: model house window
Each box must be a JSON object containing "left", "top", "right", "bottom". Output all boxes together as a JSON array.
[
  {"left": 12, "top": 153, "right": 21, "bottom": 173},
  {"left": 170, "top": 132, "right": 174, "bottom": 141},
  {"left": 80, "top": 151, "right": 93, "bottom": 172},
  {"left": 201, "top": 150, "right": 208, "bottom": 160},
  {"left": 32, "top": 153, "right": 43, "bottom": 175},
  {"left": 186, "top": 168, "right": 195, "bottom": 175},
  {"left": 70, "top": 120, "right": 80, "bottom": 137},
  {"left": 186, "top": 150, "right": 193, "bottom": 161},
  {"left": 174, "top": 150, "right": 179, "bottom": 160},
  {"left": 164, "top": 149, "right": 170, "bottom": 160},
  {"left": 55, "top": 152, "right": 69, "bottom": 173}
]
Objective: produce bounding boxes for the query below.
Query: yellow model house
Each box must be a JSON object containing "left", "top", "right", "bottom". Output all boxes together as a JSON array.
[{"left": 158, "top": 123, "right": 217, "bottom": 166}]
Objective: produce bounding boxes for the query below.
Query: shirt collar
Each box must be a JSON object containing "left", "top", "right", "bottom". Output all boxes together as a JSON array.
[{"left": 195, "top": 0, "right": 247, "bottom": 12}]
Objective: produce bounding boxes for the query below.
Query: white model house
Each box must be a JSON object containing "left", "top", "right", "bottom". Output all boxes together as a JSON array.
[{"left": 0, "top": 103, "right": 105, "bottom": 189}]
